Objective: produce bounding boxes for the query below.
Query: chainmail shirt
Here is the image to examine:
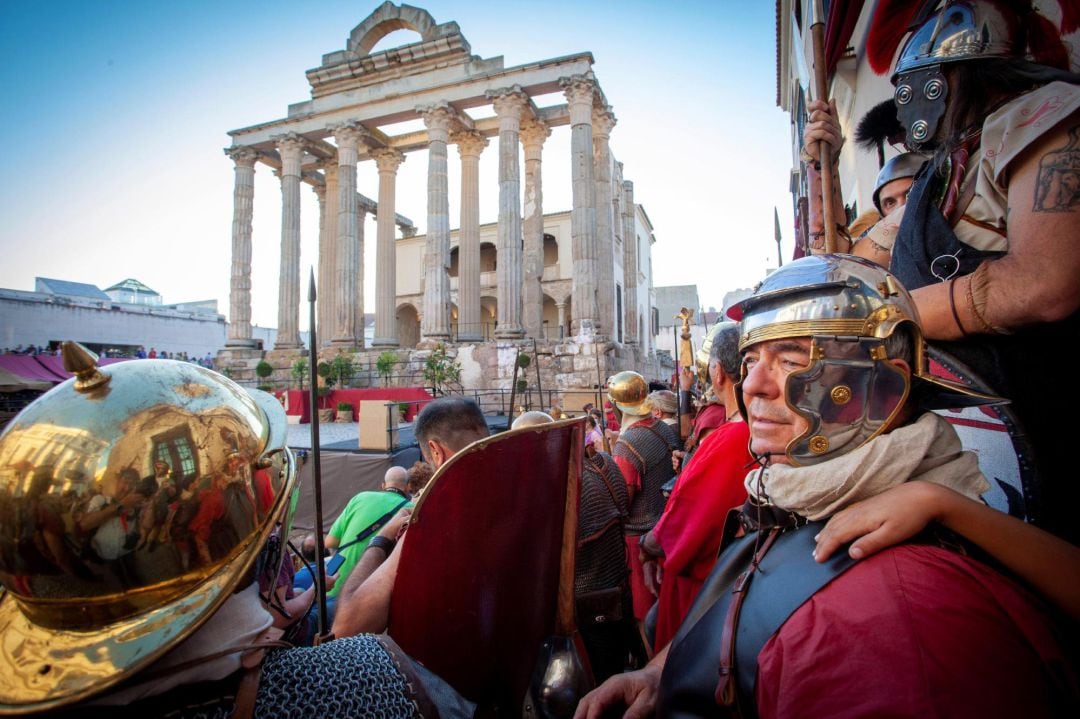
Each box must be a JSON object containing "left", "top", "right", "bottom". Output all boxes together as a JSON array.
[
  {"left": 615, "top": 418, "right": 678, "bottom": 534},
  {"left": 255, "top": 635, "right": 421, "bottom": 718},
  {"left": 576, "top": 452, "right": 630, "bottom": 594}
]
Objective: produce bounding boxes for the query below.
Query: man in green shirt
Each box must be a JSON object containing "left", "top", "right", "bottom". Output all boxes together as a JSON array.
[{"left": 325, "top": 466, "right": 413, "bottom": 608}]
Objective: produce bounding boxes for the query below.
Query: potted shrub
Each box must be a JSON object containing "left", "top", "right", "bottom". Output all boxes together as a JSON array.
[
  {"left": 290, "top": 357, "right": 308, "bottom": 390},
  {"left": 335, "top": 401, "right": 353, "bottom": 422},
  {"left": 331, "top": 354, "right": 355, "bottom": 389},
  {"left": 255, "top": 360, "right": 273, "bottom": 391},
  {"left": 376, "top": 351, "right": 397, "bottom": 387}
]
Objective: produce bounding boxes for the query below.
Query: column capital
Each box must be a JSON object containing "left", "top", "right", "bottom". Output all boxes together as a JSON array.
[
  {"left": 312, "top": 183, "right": 327, "bottom": 200},
  {"left": 418, "top": 102, "right": 455, "bottom": 139},
  {"left": 487, "top": 86, "right": 529, "bottom": 122},
  {"left": 224, "top": 146, "right": 259, "bottom": 168},
  {"left": 624, "top": 179, "right": 634, "bottom": 193},
  {"left": 560, "top": 74, "right": 598, "bottom": 108},
  {"left": 592, "top": 106, "right": 617, "bottom": 141},
  {"left": 520, "top": 119, "right": 551, "bottom": 150},
  {"left": 331, "top": 122, "right": 369, "bottom": 152},
  {"left": 453, "top": 130, "right": 488, "bottom": 159},
  {"left": 373, "top": 147, "right": 406, "bottom": 174},
  {"left": 274, "top": 133, "right": 306, "bottom": 172}
]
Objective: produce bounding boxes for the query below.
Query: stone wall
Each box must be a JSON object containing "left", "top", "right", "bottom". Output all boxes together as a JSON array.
[
  {"left": 216, "top": 338, "right": 662, "bottom": 414},
  {"left": 0, "top": 289, "right": 226, "bottom": 356}
]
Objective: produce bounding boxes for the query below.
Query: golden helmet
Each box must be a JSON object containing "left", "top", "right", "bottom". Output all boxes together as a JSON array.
[
  {"left": 606, "top": 371, "right": 649, "bottom": 416},
  {"left": 0, "top": 343, "right": 298, "bottom": 713}
]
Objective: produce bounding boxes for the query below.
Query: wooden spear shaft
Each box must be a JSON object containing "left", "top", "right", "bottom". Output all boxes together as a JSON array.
[{"left": 811, "top": 0, "right": 840, "bottom": 253}]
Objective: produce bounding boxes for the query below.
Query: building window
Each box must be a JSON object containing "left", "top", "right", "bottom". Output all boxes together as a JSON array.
[{"left": 151, "top": 426, "right": 199, "bottom": 488}]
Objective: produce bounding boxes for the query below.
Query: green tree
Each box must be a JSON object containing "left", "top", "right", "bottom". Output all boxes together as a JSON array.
[
  {"left": 423, "top": 344, "right": 462, "bottom": 394},
  {"left": 376, "top": 351, "right": 398, "bottom": 387},
  {"left": 291, "top": 357, "right": 309, "bottom": 390}
]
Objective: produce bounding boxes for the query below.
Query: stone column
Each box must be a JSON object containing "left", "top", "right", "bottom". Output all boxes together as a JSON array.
[
  {"left": 560, "top": 74, "right": 599, "bottom": 336},
  {"left": 273, "top": 134, "right": 304, "bottom": 349},
  {"left": 419, "top": 103, "right": 454, "bottom": 340},
  {"left": 592, "top": 107, "right": 617, "bottom": 340},
  {"left": 225, "top": 147, "right": 258, "bottom": 347},
  {"left": 454, "top": 131, "right": 488, "bottom": 342},
  {"left": 331, "top": 122, "right": 366, "bottom": 347},
  {"left": 521, "top": 118, "right": 550, "bottom": 339},
  {"left": 488, "top": 87, "right": 529, "bottom": 339},
  {"left": 372, "top": 148, "right": 405, "bottom": 347},
  {"left": 354, "top": 201, "right": 367, "bottom": 347},
  {"left": 313, "top": 182, "right": 327, "bottom": 343},
  {"left": 556, "top": 300, "right": 567, "bottom": 340},
  {"left": 622, "top": 180, "right": 638, "bottom": 345},
  {"left": 318, "top": 162, "right": 340, "bottom": 346}
]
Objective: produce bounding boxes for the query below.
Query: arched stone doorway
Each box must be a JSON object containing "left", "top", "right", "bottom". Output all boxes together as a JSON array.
[
  {"left": 396, "top": 303, "right": 420, "bottom": 348},
  {"left": 542, "top": 294, "right": 562, "bottom": 340},
  {"left": 480, "top": 296, "right": 498, "bottom": 340}
]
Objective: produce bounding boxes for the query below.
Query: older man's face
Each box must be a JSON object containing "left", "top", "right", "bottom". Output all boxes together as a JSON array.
[{"left": 741, "top": 338, "right": 812, "bottom": 464}]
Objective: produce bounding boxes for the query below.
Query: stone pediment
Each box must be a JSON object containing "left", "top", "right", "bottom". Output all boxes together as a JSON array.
[{"left": 307, "top": 2, "right": 478, "bottom": 98}]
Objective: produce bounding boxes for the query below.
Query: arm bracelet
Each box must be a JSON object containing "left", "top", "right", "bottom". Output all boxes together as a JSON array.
[{"left": 367, "top": 535, "right": 396, "bottom": 555}]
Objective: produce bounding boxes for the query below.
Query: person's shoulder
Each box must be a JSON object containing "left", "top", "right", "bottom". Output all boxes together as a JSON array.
[{"left": 983, "top": 81, "right": 1080, "bottom": 180}]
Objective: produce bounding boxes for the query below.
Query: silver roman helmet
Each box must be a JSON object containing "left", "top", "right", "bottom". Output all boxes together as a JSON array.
[
  {"left": 872, "top": 152, "right": 928, "bottom": 213},
  {"left": 0, "top": 343, "right": 299, "bottom": 714},
  {"left": 728, "top": 255, "right": 1001, "bottom": 466},
  {"left": 891, "top": 1, "right": 1017, "bottom": 150}
]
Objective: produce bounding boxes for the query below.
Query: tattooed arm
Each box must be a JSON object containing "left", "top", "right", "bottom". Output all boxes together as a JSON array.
[{"left": 911, "top": 114, "right": 1080, "bottom": 339}]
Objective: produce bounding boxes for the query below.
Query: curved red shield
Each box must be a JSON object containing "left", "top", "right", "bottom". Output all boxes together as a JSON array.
[{"left": 388, "top": 417, "right": 584, "bottom": 711}]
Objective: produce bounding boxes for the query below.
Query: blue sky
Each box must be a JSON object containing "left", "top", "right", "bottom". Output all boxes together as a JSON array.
[{"left": 0, "top": 0, "right": 796, "bottom": 328}]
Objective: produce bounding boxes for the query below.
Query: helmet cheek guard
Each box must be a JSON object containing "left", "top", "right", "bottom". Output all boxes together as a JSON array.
[
  {"left": 894, "top": 65, "right": 949, "bottom": 152},
  {"left": 784, "top": 337, "right": 910, "bottom": 465}
]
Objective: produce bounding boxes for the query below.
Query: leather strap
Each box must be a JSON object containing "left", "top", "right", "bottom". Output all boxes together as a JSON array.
[
  {"left": 715, "top": 529, "right": 780, "bottom": 712},
  {"left": 230, "top": 662, "right": 264, "bottom": 719}
]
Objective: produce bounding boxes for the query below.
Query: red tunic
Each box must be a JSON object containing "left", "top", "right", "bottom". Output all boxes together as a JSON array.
[
  {"left": 652, "top": 421, "right": 754, "bottom": 651},
  {"left": 755, "top": 544, "right": 1078, "bottom": 718}
]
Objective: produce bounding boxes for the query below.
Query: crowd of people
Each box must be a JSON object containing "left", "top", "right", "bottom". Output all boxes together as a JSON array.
[
  {"left": 0, "top": 2, "right": 1078, "bottom": 716},
  {"left": 0, "top": 344, "right": 217, "bottom": 367}
]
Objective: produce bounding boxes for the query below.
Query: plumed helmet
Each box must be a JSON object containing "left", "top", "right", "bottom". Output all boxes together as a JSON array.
[
  {"left": 606, "top": 371, "right": 649, "bottom": 416},
  {"left": 892, "top": 1, "right": 1018, "bottom": 79},
  {"left": 891, "top": 1, "right": 1020, "bottom": 149},
  {"left": 872, "top": 152, "right": 928, "bottom": 213},
  {"left": 727, "top": 255, "right": 1001, "bottom": 465},
  {"left": 0, "top": 343, "right": 298, "bottom": 713}
]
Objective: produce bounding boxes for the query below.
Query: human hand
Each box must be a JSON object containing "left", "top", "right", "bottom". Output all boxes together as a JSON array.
[
  {"left": 642, "top": 559, "right": 661, "bottom": 597},
  {"left": 324, "top": 569, "right": 339, "bottom": 591},
  {"left": 802, "top": 99, "right": 843, "bottom": 162},
  {"left": 379, "top": 507, "right": 413, "bottom": 540},
  {"left": 573, "top": 666, "right": 662, "bottom": 719},
  {"left": 814, "top": 481, "right": 945, "bottom": 562},
  {"left": 679, "top": 367, "right": 694, "bottom": 391},
  {"left": 671, "top": 450, "right": 685, "bottom": 472}
]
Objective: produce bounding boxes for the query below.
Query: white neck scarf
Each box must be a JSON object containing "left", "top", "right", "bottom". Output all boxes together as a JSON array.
[{"left": 744, "top": 412, "right": 989, "bottom": 521}]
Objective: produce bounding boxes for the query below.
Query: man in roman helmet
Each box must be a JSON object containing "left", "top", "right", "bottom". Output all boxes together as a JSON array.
[
  {"left": 606, "top": 371, "right": 679, "bottom": 623},
  {"left": 0, "top": 343, "right": 470, "bottom": 717},
  {"left": 576, "top": 255, "right": 1077, "bottom": 718},
  {"left": 805, "top": 0, "right": 1080, "bottom": 542}
]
